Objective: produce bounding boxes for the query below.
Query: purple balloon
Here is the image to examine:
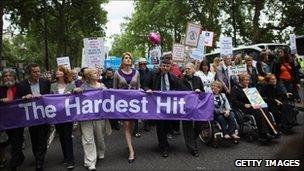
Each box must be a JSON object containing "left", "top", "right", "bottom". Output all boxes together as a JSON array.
[{"left": 148, "top": 32, "right": 161, "bottom": 45}]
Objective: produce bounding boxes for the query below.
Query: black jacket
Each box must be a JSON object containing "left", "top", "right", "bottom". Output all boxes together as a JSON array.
[
  {"left": 16, "top": 78, "right": 51, "bottom": 99},
  {"left": 178, "top": 75, "right": 205, "bottom": 92},
  {"left": 102, "top": 77, "right": 114, "bottom": 89},
  {"left": 230, "top": 84, "right": 250, "bottom": 110},
  {"left": 139, "top": 68, "right": 153, "bottom": 89},
  {"left": 145, "top": 72, "right": 178, "bottom": 91}
]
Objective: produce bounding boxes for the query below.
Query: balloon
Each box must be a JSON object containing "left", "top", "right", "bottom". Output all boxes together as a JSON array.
[{"left": 148, "top": 32, "right": 161, "bottom": 45}]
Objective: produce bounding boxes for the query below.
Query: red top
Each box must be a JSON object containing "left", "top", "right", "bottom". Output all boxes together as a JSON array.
[{"left": 279, "top": 63, "right": 292, "bottom": 80}]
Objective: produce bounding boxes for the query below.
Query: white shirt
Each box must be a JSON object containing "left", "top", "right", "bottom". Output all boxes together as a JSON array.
[
  {"left": 194, "top": 71, "right": 215, "bottom": 93},
  {"left": 29, "top": 80, "right": 41, "bottom": 96}
]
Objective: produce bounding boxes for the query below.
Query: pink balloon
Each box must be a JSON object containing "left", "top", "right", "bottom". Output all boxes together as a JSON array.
[{"left": 148, "top": 32, "right": 161, "bottom": 45}]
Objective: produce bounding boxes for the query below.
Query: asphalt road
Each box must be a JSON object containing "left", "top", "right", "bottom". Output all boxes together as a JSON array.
[{"left": 1, "top": 111, "right": 303, "bottom": 171}]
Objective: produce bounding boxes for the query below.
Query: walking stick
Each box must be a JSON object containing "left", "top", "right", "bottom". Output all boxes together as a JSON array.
[{"left": 259, "top": 108, "right": 278, "bottom": 135}]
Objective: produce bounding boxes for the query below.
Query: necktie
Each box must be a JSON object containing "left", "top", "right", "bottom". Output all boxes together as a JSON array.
[{"left": 161, "top": 75, "right": 167, "bottom": 91}]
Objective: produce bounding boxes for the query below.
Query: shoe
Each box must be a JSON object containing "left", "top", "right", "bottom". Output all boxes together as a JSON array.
[
  {"left": 162, "top": 150, "right": 169, "bottom": 158},
  {"left": 231, "top": 134, "right": 240, "bottom": 139},
  {"left": 190, "top": 150, "right": 199, "bottom": 157},
  {"left": 128, "top": 153, "right": 136, "bottom": 164},
  {"left": 0, "top": 159, "right": 7, "bottom": 168},
  {"left": 88, "top": 165, "right": 96, "bottom": 171},
  {"left": 134, "top": 133, "right": 141, "bottom": 138},
  {"left": 98, "top": 154, "right": 104, "bottom": 160},
  {"left": 67, "top": 162, "right": 75, "bottom": 170},
  {"left": 167, "top": 134, "right": 173, "bottom": 139},
  {"left": 266, "top": 133, "right": 275, "bottom": 140},
  {"left": 35, "top": 164, "right": 43, "bottom": 171},
  {"left": 224, "top": 134, "right": 231, "bottom": 139}
]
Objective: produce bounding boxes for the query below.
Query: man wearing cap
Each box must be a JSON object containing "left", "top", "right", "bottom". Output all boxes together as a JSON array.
[{"left": 145, "top": 58, "right": 178, "bottom": 158}]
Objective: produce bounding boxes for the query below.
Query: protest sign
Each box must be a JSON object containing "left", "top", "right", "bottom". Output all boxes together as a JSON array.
[
  {"left": 185, "top": 22, "right": 202, "bottom": 47},
  {"left": 149, "top": 45, "right": 162, "bottom": 64},
  {"left": 172, "top": 43, "right": 185, "bottom": 61},
  {"left": 243, "top": 87, "right": 268, "bottom": 109},
  {"left": 202, "top": 31, "right": 214, "bottom": 47},
  {"left": 83, "top": 38, "right": 105, "bottom": 68},
  {"left": 228, "top": 64, "right": 247, "bottom": 76},
  {"left": 190, "top": 33, "right": 205, "bottom": 61},
  {"left": 56, "top": 56, "right": 71, "bottom": 70},
  {"left": 290, "top": 34, "right": 297, "bottom": 54},
  {"left": 220, "top": 36, "right": 233, "bottom": 57}
]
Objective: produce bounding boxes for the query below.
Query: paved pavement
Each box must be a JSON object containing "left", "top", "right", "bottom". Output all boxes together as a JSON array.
[{"left": 1, "top": 111, "right": 303, "bottom": 171}]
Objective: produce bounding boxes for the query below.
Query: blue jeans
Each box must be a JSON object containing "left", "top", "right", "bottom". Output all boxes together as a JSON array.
[{"left": 214, "top": 112, "right": 237, "bottom": 135}]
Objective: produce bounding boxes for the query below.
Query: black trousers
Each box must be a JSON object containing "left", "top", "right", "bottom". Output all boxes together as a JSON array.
[
  {"left": 6, "top": 127, "right": 25, "bottom": 168},
  {"left": 182, "top": 121, "right": 203, "bottom": 151},
  {"left": 55, "top": 122, "right": 74, "bottom": 163},
  {"left": 156, "top": 121, "right": 170, "bottom": 151},
  {"left": 28, "top": 124, "right": 50, "bottom": 166}
]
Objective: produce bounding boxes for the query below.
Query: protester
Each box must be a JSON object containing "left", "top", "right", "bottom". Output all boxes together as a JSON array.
[
  {"left": 138, "top": 58, "right": 154, "bottom": 132},
  {"left": 145, "top": 58, "right": 179, "bottom": 158},
  {"left": 178, "top": 63, "right": 204, "bottom": 157},
  {"left": 232, "top": 54, "right": 243, "bottom": 66},
  {"left": 50, "top": 66, "right": 76, "bottom": 169},
  {"left": 244, "top": 55, "right": 258, "bottom": 88},
  {"left": 256, "top": 50, "right": 271, "bottom": 83},
  {"left": 113, "top": 52, "right": 140, "bottom": 163},
  {"left": 216, "top": 55, "right": 233, "bottom": 94},
  {"left": 76, "top": 67, "right": 111, "bottom": 170},
  {"left": 210, "top": 57, "right": 221, "bottom": 74},
  {"left": 230, "top": 73, "right": 277, "bottom": 142},
  {"left": 102, "top": 68, "right": 120, "bottom": 130},
  {"left": 71, "top": 67, "right": 80, "bottom": 82},
  {"left": 211, "top": 81, "right": 240, "bottom": 139},
  {"left": 273, "top": 48, "right": 300, "bottom": 101},
  {"left": 194, "top": 60, "right": 215, "bottom": 93},
  {"left": 75, "top": 67, "right": 88, "bottom": 87},
  {"left": 261, "top": 74, "right": 298, "bottom": 131},
  {"left": 0, "top": 68, "right": 18, "bottom": 168},
  {"left": 16, "top": 63, "right": 51, "bottom": 171}
]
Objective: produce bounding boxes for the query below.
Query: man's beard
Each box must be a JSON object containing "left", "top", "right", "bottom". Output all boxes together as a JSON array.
[{"left": 3, "top": 80, "right": 16, "bottom": 87}]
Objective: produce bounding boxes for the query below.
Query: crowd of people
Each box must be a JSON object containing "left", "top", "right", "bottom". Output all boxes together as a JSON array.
[{"left": 0, "top": 47, "right": 303, "bottom": 171}]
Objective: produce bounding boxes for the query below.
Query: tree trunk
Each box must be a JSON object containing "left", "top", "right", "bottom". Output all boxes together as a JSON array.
[
  {"left": 0, "top": 0, "right": 4, "bottom": 68},
  {"left": 252, "top": 0, "right": 265, "bottom": 43},
  {"left": 56, "top": 0, "right": 66, "bottom": 57}
]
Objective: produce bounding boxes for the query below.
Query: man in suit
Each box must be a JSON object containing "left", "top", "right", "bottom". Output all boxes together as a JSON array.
[
  {"left": 145, "top": 58, "right": 178, "bottom": 158},
  {"left": 16, "top": 63, "right": 51, "bottom": 171}
]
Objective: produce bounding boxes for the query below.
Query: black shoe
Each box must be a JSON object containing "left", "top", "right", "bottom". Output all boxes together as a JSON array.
[
  {"left": 266, "top": 133, "right": 275, "bottom": 140},
  {"left": 134, "top": 133, "right": 141, "bottom": 138},
  {"left": 67, "top": 162, "right": 75, "bottom": 170},
  {"left": 35, "top": 165, "right": 43, "bottom": 171},
  {"left": 128, "top": 154, "right": 136, "bottom": 164},
  {"left": 190, "top": 150, "right": 199, "bottom": 157},
  {"left": 162, "top": 150, "right": 169, "bottom": 158}
]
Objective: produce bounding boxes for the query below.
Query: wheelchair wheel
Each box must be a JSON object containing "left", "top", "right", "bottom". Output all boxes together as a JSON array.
[{"left": 199, "top": 121, "right": 213, "bottom": 144}]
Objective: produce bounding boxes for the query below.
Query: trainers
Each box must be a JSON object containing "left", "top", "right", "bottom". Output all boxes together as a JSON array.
[
  {"left": 231, "top": 134, "right": 240, "bottom": 139},
  {"left": 66, "top": 162, "right": 75, "bottom": 170},
  {"left": 224, "top": 134, "right": 231, "bottom": 139},
  {"left": 167, "top": 133, "right": 173, "bottom": 139},
  {"left": 88, "top": 165, "right": 96, "bottom": 171}
]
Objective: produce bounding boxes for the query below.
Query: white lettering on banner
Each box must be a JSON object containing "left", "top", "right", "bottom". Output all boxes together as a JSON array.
[
  {"left": 18, "top": 95, "right": 187, "bottom": 121},
  {"left": 156, "top": 97, "right": 186, "bottom": 114},
  {"left": 18, "top": 102, "right": 57, "bottom": 120}
]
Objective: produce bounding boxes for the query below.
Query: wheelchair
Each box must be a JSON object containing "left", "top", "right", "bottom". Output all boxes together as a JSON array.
[{"left": 198, "top": 111, "right": 240, "bottom": 148}]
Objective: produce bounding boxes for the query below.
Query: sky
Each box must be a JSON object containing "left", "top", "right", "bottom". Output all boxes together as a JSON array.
[
  {"left": 103, "top": 0, "right": 135, "bottom": 49},
  {"left": 3, "top": 1, "right": 135, "bottom": 50}
]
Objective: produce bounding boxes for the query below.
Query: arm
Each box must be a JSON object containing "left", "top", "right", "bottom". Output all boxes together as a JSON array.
[{"left": 113, "top": 72, "right": 118, "bottom": 89}]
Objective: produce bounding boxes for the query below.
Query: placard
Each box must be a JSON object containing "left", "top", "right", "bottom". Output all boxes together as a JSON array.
[
  {"left": 185, "top": 22, "right": 202, "bottom": 47},
  {"left": 220, "top": 36, "right": 233, "bottom": 57},
  {"left": 149, "top": 45, "right": 162, "bottom": 64},
  {"left": 202, "top": 31, "right": 214, "bottom": 47},
  {"left": 228, "top": 64, "right": 247, "bottom": 76},
  {"left": 243, "top": 87, "right": 268, "bottom": 109},
  {"left": 190, "top": 33, "right": 205, "bottom": 61},
  {"left": 83, "top": 38, "right": 105, "bottom": 68},
  {"left": 57, "top": 57, "right": 71, "bottom": 70},
  {"left": 172, "top": 43, "right": 185, "bottom": 61},
  {"left": 290, "top": 34, "right": 297, "bottom": 54}
]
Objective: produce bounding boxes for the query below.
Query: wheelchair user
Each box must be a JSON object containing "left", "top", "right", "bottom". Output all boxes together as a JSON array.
[
  {"left": 261, "top": 74, "right": 298, "bottom": 130},
  {"left": 211, "top": 81, "right": 240, "bottom": 139}
]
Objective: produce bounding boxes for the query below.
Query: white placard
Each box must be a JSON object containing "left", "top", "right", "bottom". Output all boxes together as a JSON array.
[
  {"left": 228, "top": 64, "right": 247, "bottom": 76},
  {"left": 56, "top": 56, "right": 71, "bottom": 70},
  {"left": 185, "top": 22, "right": 202, "bottom": 47},
  {"left": 202, "top": 31, "right": 214, "bottom": 47},
  {"left": 290, "top": 34, "right": 297, "bottom": 54},
  {"left": 149, "top": 45, "right": 162, "bottom": 64},
  {"left": 220, "top": 36, "right": 233, "bottom": 57},
  {"left": 172, "top": 43, "right": 185, "bottom": 61},
  {"left": 83, "top": 38, "right": 105, "bottom": 68},
  {"left": 190, "top": 33, "right": 205, "bottom": 61}
]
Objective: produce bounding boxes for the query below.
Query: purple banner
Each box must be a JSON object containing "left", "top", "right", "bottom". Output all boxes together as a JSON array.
[{"left": 0, "top": 89, "right": 214, "bottom": 130}]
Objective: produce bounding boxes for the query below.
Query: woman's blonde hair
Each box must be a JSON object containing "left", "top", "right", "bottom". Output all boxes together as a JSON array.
[
  {"left": 83, "top": 68, "right": 98, "bottom": 81},
  {"left": 263, "top": 73, "right": 276, "bottom": 84},
  {"left": 238, "top": 73, "right": 250, "bottom": 82},
  {"left": 211, "top": 80, "right": 223, "bottom": 90},
  {"left": 120, "top": 52, "right": 133, "bottom": 69}
]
